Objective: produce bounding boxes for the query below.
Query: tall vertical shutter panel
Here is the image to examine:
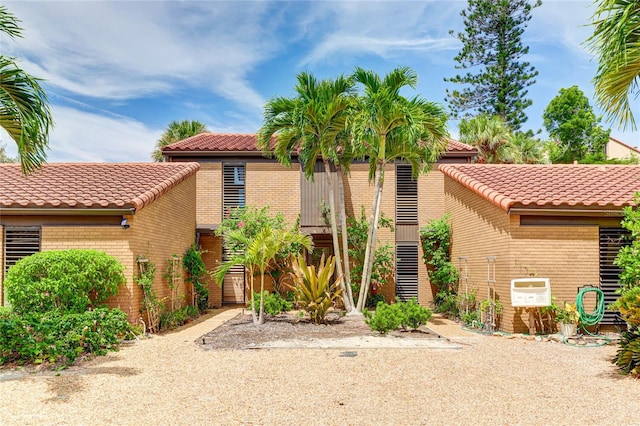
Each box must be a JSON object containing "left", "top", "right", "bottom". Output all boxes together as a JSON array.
[
  {"left": 599, "top": 228, "right": 630, "bottom": 325},
  {"left": 396, "top": 242, "right": 419, "bottom": 301},
  {"left": 396, "top": 163, "right": 418, "bottom": 225}
]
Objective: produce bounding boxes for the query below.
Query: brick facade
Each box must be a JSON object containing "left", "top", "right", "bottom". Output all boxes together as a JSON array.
[{"left": 444, "top": 177, "right": 606, "bottom": 333}]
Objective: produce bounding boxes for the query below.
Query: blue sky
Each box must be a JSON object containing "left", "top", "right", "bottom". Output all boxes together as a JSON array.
[{"left": 1, "top": 1, "right": 638, "bottom": 163}]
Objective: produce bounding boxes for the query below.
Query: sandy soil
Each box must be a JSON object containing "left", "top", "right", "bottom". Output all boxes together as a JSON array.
[{"left": 1, "top": 307, "right": 639, "bottom": 425}]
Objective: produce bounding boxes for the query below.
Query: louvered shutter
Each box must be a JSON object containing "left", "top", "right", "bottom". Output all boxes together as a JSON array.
[
  {"left": 4, "top": 227, "right": 41, "bottom": 277},
  {"left": 396, "top": 242, "right": 419, "bottom": 301},
  {"left": 599, "top": 228, "right": 630, "bottom": 325},
  {"left": 396, "top": 163, "right": 417, "bottom": 225},
  {"left": 223, "top": 163, "right": 245, "bottom": 214}
]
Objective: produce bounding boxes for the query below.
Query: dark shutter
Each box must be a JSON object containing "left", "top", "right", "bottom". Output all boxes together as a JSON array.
[
  {"left": 396, "top": 243, "right": 419, "bottom": 301},
  {"left": 396, "top": 163, "right": 417, "bottom": 225},
  {"left": 223, "top": 163, "right": 245, "bottom": 215},
  {"left": 4, "top": 227, "right": 41, "bottom": 276},
  {"left": 599, "top": 228, "right": 631, "bottom": 325}
]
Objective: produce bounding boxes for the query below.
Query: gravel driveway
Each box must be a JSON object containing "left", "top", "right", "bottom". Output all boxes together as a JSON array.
[{"left": 1, "top": 308, "right": 639, "bottom": 425}]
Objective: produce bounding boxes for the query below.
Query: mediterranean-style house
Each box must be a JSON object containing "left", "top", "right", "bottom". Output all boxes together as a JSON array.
[
  {"left": 0, "top": 162, "right": 200, "bottom": 320},
  {"left": 440, "top": 163, "right": 640, "bottom": 332},
  {"left": 162, "top": 133, "right": 477, "bottom": 307}
]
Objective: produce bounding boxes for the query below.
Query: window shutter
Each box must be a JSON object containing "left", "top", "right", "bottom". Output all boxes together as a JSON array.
[
  {"left": 396, "top": 163, "right": 417, "bottom": 225},
  {"left": 396, "top": 243, "right": 419, "bottom": 301},
  {"left": 4, "top": 227, "right": 41, "bottom": 276},
  {"left": 223, "top": 163, "right": 245, "bottom": 214}
]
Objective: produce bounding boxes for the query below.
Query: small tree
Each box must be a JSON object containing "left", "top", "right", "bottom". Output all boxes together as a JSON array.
[
  {"left": 543, "top": 85, "right": 610, "bottom": 164},
  {"left": 213, "top": 207, "right": 312, "bottom": 325}
]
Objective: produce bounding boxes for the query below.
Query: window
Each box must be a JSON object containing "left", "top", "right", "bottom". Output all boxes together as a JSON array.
[{"left": 223, "top": 163, "right": 245, "bottom": 215}]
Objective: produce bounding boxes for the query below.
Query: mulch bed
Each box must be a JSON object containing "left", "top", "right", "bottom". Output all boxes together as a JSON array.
[{"left": 197, "top": 311, "right": 436, "bottom": 350}]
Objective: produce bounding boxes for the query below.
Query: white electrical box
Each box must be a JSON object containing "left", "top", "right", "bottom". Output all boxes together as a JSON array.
[{"left": 510, "top": 278, "right": 551, "bottom": 307}]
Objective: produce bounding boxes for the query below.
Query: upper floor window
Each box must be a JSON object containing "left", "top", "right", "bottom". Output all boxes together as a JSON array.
[{"left": 223, "top": 163, "right": 245, "bottom": 215}]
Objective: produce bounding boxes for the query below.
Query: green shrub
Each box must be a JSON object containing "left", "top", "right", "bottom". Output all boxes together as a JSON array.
[
  {"left": 397, "top": 298, "right": 432, "bottom": 330},
  {"left": 365, "top": 299, "right": 433, "bottom": 333},
  {"left": 159, "top": 305, "right": 201, "bottom": 331},
  {"left": 434, "top": 291, "right": 459, "bottom": 317},
  {"left": 364, "top": 302, "right": 401, "bottom": 334},
  {"left": 183, "top": 245, "right": 209, "bottom": 312},
  {"left": 249, "top": 291, "right": 292, "bottom": 316},
  {"left": 0, "top": 307, "right": 131, "bottom": 367},
  {"left": 613, "top": 326, "right": 640, "bottom": 376},
  {"left": 5, "top": 249, "right": 125, "bottom": 315}
]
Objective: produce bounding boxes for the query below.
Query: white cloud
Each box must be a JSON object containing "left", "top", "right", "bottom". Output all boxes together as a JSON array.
[
  {"left": 2, "top": 105, "right": 161, "bottom": 163},
  {"left": 4, "top": 1, "right": 275, "bottom": 111}
]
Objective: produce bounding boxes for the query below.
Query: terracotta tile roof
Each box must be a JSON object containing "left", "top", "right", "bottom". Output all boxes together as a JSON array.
[
  {"left": 0, "top": 162, "right": 200, "bottom": 211},
  {"left": 439, "top": 164, "right": 640, "bottom": 212},
  {"left": 162, "top": 133, "right": 476, "bottom": 155}
]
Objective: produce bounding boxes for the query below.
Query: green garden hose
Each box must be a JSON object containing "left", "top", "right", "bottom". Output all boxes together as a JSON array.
[{"left": 576, "top": 287, "right": 605, "bottom": 329}]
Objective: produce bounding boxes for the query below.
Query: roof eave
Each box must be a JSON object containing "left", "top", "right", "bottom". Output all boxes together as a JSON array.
[
  {"left": 508, "top": 207, "right": 625, "bottom": 217},
  {"left": 0, "top": 207, "right": 136, "bottom": 216}
]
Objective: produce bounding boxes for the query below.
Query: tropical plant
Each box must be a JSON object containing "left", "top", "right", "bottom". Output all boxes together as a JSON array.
[
  {"left": 445, "top": 0, "right": 541, "bottom": 130},
  {"left": 586, "top": 0, "right": 640, "bottom": 130},
  {"left": 613, "top": 326, "right": 640, "bottom": 376},
  {"left": 610, "top": 286, "right": 640, "bottom": 327},
  {"left": 351, "top": 66, "right": 449, "bottom": 312},
  {"left": 458, "top": 114, "right": 512, "bottom": 163},
  {"left": 136, "top": 257, "right": 164, "bottom": 333},
  {"left": 503, "top": 132, "right": 546, "bottom": 164},
  {"left": 543, "top": 85, "right": 610, "bottom": 163},
  {"left": 420, "top": 215, "right": 459, "bottom": 307},
  {"left": 290, "top": 253, "right": 342, "bottom": 324},
  {"left": 258, "top": 72, "right": 357, "bottom": 312},
  {"left": 4, "top": 249, "right": 125, "bottom": 315},
  {"left": 364, "top": 301, "right": 402, "bottom": 334},
  {"left": 614, "top": 195, "right": 640, "bottom": 291},
  {"left": 152, "top": 119, "right": 208, "bottom": 161},
  {"left": 0, "top": 5, "right": 53, "bottom": 174},
  {"left": 183, "top": 245, "right": 209, "bottom": 311},
  {"left": 555, "top": 302, "right": 580, "bottom": 325},
  {"left": 347, "top": 206, "right": 395, "bottom": 305},
  {"left": 215, "top": 224, "right": 312, "bottom": 325}
]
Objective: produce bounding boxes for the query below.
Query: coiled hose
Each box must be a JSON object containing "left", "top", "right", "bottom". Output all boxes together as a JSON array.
[{"left": 576, "top": 287, "right": 606, "bottom": 330}]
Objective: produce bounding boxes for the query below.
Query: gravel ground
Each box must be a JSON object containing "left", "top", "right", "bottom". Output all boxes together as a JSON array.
[{"left": 1, "top": 307, "right": 639, "bottom": 425}]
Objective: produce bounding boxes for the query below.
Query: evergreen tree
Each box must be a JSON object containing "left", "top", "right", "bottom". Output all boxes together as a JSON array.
[
  {"left": 445, "top": 0, "right": 541, "bottom": 131},
  {"left": 543, "top": 85, "right": 610, "bottom": 164}
]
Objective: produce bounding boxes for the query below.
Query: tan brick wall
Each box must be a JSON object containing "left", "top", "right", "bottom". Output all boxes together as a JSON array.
[
  {"left": 246, "top": 162, "right": 300, "bottom": 224},
  {"left": 509, "top": 216, "right": 599, "bottom": 333},
  {"left": 444, "top": 179, "right": 512, "bottom": 328},
  {"left": 40, "top": 226, "right": 134, "bottom": 315},
  {"left": 129, "top": 174, "right": 197, "bottom": 321},
  {"left": 196, "top": 162, "right": 222, "bottom": 224},
  {"left": 417, "top": 170, "right": 446, "bottom": 306},
  {"left": 445, "top": 177, "right": 603, "bottom": 333}
]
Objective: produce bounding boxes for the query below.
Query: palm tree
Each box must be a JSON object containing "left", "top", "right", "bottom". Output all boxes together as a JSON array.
[
  {"left": 213, "top": 226, "right": 312, "bottom": 325},
  {"left": 0, "top": 6, "right": 53, "bottom": 174},
  {"left": 351, "top": 66, "right": 449, "bottom": 312},
  {"left": 152, "top": 120, "right": 208, "bottom": 161},
  {"left": 458, "top": 114, "right": 512, "bottom": 163},
  {"left": 503, "top": 132, "right": 546, "bottom": 164},
  {"left": 258, "top": 72, "right": 358, "bottom": 312},
  {"left": 587, "top": 0, "right": 640, "bottom": 130}
]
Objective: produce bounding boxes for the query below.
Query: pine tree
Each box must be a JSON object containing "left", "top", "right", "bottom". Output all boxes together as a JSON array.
[{"left": 445, "top": 0, "right": 541, "bottom": 131}]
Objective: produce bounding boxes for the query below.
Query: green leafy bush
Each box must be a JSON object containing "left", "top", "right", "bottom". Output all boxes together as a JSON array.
[
  {"left": 613, "top": 326, "right": 640, "bottom": 376},
  {"left": 0, "top": 307, "right": 132, "bottom": 367},
  {"left": 397, "top": 298, "right": 432, "bottom": 330},
  {"left": 183, "top": 245, "right": 209, "bottom": 311},
  {"left": 4, "top": 249, "right": 125, "bottom": 315},
  {"left": 291, "top": 254, "right": 342, "bottom": 324},
  {"left": 364, "top": 298, "right": 433, "bottom": 333},
  {"left": 249, "top": 291, "right": 292, "bottom": 316},
  {"left": 364, "top": 302, "right": 401, "bottom": 334}
]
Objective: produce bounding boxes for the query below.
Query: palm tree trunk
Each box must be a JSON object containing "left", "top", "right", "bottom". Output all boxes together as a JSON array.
[
  {"left": 258, "top": 270, "right": 265, "bottom": 325},
  {"left": 323, "top": 159, "right": 352, "bottom": 312},
  {"left": 337, "top": 165, "right": 355, "bottom": 312},
  {"left": 356, "top": 160, "right": 385, "bottom": 311},
  {"left": 249, "top": 271, "right": 258, "bottom": 324}
]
